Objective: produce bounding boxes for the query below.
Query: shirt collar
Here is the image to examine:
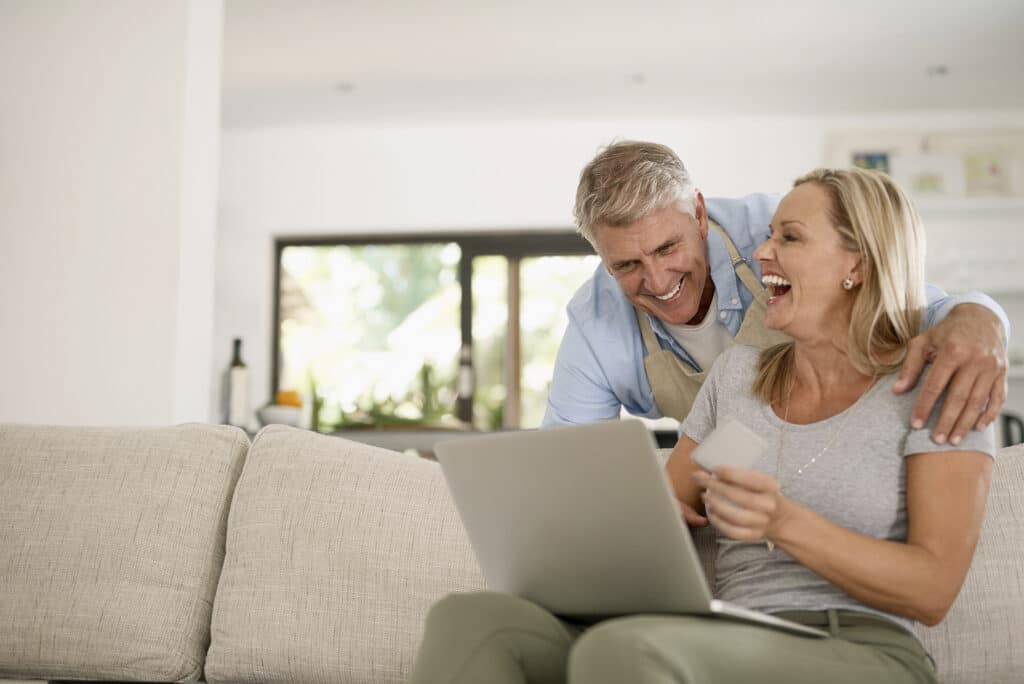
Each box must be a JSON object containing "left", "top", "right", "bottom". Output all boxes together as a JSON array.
[{"left": 705, "top": 226, "right": 744, "bottom": 313}]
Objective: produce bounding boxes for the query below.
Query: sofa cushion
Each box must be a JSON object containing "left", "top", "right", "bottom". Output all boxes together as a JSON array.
[
  {"left": 205, "top": 426, "right": 484, "bottom": 684},
  {"left": 919, "top": 443, "right": 1024, "bottom": 684},
  {"left": 0, "top": 423, "right": 248, "bottom": 682}
]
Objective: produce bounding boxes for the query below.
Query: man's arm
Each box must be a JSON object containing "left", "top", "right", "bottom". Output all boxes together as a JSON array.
[
  {"left": 894, "top": 287, "right": 1010, "bottom": 445},
  {"left": 541, "top": 318, "right": 625, "bottom": 428}
]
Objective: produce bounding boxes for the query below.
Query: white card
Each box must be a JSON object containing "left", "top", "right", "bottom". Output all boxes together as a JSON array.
[{"left": 691, "top": 417, "right": 766, "bottom": 472}]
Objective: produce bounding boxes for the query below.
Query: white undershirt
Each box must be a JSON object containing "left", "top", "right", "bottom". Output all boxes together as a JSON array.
[{"left": 661, "top": 291, "right": 734, "bottom": 372}]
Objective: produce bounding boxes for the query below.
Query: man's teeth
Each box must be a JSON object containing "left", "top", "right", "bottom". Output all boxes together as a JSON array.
[
  {"left": 762, "top": 274, "right": 791, "bottom": 287},
  {"left": 655, "top": 279, "right": 682, "bottom": 301}
]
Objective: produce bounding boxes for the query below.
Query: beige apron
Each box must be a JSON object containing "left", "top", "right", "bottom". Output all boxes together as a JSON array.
[{"left": 637, "top": 220, "right": 790, "bottom": 421}]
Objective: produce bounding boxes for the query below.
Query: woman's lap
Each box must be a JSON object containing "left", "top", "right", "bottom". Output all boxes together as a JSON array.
[{"left": 410, "top": 592, "right": 936, "bottom": 684}]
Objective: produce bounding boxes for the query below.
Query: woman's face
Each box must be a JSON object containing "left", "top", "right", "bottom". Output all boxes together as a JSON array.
[{"left": 753, "top": 182, "right": 861, "bottom": 341}]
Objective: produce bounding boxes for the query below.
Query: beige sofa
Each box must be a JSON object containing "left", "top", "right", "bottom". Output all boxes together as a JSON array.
[{"left": 0, "top": 423, "right": 1021, "bottom": 683}]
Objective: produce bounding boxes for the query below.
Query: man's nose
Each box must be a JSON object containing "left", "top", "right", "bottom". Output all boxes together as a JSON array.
[{"left": 646, "top": 265, "right": 677, "bottom": 294}]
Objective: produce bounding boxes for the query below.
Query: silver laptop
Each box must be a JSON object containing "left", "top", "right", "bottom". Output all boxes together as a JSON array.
[{"left": 435, "top": 419, "right": 827, "bottom": 638}]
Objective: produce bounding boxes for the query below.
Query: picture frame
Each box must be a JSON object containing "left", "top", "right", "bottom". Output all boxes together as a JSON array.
[
  {"left": 888, "top": 154, "right": 967, "bottom": 197},
  {"left": 924, "top": 130, "right": 1024, "bottom": 197},
  {"left": 825, "top": 131, "right": 924, "bottom": 171}
]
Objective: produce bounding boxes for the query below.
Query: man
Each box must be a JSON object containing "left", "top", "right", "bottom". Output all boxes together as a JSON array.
[{"left": 543, "top": 141, "right": 1009, "bottom": 449}]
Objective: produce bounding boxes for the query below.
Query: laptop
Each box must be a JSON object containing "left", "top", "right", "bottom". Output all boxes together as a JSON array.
[{"left": 434, "top": 419, "right": 827, "bottom": 638}]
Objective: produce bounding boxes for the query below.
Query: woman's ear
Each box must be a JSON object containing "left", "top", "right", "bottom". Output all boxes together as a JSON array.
[{"left": 848, "top": 253, "right": 865, "bottom": 287}]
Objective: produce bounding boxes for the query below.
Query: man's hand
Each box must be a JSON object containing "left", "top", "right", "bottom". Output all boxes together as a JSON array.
[{"left": 894, "top": 303, "right": 1007, "bottom": 445}]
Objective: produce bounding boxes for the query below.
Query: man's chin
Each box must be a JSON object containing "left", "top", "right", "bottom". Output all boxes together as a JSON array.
[{"left": 641, "top": 301, "right": 699, "bottom": 326}]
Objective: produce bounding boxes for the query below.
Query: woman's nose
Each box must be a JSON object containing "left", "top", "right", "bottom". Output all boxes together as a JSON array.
[{"left": 753, "top": 240, "right": 771, "bottom": 262}]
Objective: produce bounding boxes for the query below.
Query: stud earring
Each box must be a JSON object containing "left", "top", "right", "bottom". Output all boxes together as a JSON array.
[{"left": 842, "top": 277, "right": 855, "bottom": 290}]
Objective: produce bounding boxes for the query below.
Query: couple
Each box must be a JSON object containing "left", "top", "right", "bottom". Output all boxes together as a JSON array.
[{"left": 412, "top": 142, "right": 1002, "bottom": 683}]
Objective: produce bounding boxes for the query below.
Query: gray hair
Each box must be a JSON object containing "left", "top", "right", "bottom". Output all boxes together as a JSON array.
[{"left": 574, "top": 140, "right": 697, "bottom": 247}]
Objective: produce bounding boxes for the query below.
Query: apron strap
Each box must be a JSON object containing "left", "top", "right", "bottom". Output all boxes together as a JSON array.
[{"left": 707, "top": 219, "right": 766, "bottom": 298}]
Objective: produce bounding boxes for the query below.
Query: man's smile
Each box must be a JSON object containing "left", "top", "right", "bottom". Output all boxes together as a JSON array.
[{"left": 649, "top": 275, "right": 685, "bottom": 302}]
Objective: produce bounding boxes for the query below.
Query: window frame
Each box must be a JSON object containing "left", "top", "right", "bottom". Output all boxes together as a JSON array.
[{"left": 271, "top": 230, "right": 595, "bottom": 428}]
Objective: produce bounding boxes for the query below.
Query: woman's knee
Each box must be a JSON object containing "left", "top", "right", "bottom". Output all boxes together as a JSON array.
[
  {"left": 414, "top": 592, "right": 577, "bottom": 684},
  {"left": 426, "top": 591, "right": 557, "bottom": 633},
  {"left": 569, "top": 617, "right": 682, "bottom": 683}
]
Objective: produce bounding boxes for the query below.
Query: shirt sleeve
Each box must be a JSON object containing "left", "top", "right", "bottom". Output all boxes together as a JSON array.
[
  {"left": 903, "top": 366, "right": 998, "bottom": 459},
  {"left": 924, "top": 283, "right": 1011, "bottom": 347},
  {"left": 541, "top": 316, "right": 623, "bottom": 428},
  {"left": 904, "top": 419, "right": 996, "bottom": 460}
]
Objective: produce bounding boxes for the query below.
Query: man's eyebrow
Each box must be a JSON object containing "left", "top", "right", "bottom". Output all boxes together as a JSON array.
[
  {"left": 780, "top": 220, "right": 804, "bottom": 228},
  {"left": 610, "top": 257, "right": 637, "bottom": 269},
  {"left": 609, "top": 238, "right": 681, "bottom": 269},
  {"left": 643, "top": 238, "right": 678, "bottom": 255}
]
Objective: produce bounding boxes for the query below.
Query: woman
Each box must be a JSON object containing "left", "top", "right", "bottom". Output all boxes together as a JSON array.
[{"left": 410, "top": 168, "right": 994, "bottom": 684}]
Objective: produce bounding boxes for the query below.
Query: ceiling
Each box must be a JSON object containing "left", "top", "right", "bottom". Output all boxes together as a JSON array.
[{"left": 222, "top": 0, "right": 1024, "bottom": 127}]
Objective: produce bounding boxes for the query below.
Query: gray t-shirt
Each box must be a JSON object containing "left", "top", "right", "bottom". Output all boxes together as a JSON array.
[{"left": 681, "top": 344, "right": 996, "bottom": 638}]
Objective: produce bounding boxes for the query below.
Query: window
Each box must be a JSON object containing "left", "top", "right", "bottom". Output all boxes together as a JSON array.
[{"left": 273, "top": 232, "right": 599, "bottom": 432}]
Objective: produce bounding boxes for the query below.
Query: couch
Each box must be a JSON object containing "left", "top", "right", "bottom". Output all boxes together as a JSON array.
[{"left": 0, "top": 423, "right": 1021, "bottom": 683}]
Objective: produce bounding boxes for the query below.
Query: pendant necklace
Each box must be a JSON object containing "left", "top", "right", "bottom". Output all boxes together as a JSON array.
[{"left": 765, "top": 374, "right": 874, "bottom": 552}]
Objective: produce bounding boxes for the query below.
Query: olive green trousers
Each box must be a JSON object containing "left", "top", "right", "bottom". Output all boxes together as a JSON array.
[{"left": 409, "top": 592, "right": 937, "bottom": 684}]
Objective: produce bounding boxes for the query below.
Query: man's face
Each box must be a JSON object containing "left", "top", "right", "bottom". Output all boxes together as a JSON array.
[{"left": 593, "top": 196, "right": 714, "bottom": 326}]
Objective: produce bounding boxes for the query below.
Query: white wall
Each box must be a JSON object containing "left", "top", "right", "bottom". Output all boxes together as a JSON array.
[
  {"left": 218, "top": 110, "right": 1024, "bottom": 423},
  {"left": 0, "top": 1, "right": 222, "bottom": 425}
]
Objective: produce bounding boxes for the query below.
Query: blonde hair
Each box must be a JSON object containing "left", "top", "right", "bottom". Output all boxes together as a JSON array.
[
  {"left": 574, "top": 141, "right": 697, "bottom": 247},
  {"left": 753, "top": 167, "right": 928, "bottom": 404}
]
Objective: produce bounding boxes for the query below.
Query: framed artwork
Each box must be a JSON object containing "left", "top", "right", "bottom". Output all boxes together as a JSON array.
[
  {"left": 888, "top": 154, "right": 966, "bottom": 197},
  {"left": 825, "top": 131, "right": 923, "bottom": 170},
  {"left": 925, "top": 130, "right": 1024, "bottom": 197},
  {"left": 826, "top": 129, "right": 1024, "bottom": 198}
]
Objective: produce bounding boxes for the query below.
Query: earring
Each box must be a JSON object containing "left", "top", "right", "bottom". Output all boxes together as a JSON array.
[{"left": 842, "top": 277, "right": 855, "bottom": 290}]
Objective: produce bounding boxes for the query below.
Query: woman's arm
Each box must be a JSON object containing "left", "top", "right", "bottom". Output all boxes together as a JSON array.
[
  {"left": 665, "top": 436, "right": 709, "bottom": 526},
  {"left": 696, "top": 449, "right": 992, "bottom": 625}
]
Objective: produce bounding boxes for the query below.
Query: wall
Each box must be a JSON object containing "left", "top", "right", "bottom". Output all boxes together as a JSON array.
[
  {"left": 218, "top": 109, "right": 1024, "bottom": 424},
  {"left": 0, "top": 1, "right": 222, "bottom": 425}
]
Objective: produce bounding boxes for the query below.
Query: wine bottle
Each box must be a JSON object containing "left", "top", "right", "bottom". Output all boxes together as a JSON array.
[
  {"left": 226, "top": 338, "right": 249, "bottom": 428},
  {"left": 455, "top": 343, "right": 473, "bottom": 424}
]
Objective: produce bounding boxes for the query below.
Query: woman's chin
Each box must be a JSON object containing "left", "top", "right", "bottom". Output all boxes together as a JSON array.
[{"left": 763, "top": 313, "right": 789, "bottom": 332}]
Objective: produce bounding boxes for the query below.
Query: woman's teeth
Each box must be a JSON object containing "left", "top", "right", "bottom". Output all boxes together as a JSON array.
[
  {"left": 762, "top": 274, "right": 792, "bottom": 298},
  {"left": 761, "top": 274, "right": 791, "bottom": 287},
  {"left": 655, "top": 278, "right": 683, "bottom": 301}
]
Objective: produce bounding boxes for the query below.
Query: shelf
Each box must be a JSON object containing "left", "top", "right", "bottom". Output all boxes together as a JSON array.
[{"left": 914, "top": 197, "right": 1024, "bottom": 212}]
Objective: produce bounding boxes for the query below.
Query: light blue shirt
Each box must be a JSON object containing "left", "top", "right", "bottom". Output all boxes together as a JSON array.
[{"left": 542, "top": 193, "right": 1011, "bottom": 427}]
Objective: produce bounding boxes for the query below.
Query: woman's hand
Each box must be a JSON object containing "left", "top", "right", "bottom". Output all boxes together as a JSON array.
[
  {"left": 692, "top": 467, "right": 788, "bottom": 543},
  {"left": 675, "top": 497, "right": 709, "bottom": 528}
]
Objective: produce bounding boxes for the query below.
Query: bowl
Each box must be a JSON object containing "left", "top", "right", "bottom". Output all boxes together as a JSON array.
[{"left": 257, "top": 404, "right": 302, "bottom": 427}]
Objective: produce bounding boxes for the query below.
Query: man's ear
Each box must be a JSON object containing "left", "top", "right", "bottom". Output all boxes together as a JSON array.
[{"left": 694, "top": 191, "right": 709, "bottom": 237}]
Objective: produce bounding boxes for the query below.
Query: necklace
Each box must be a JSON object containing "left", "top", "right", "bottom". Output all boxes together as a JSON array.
[{"left": 765, "top": 375, "right": 874, "bottom": 552}]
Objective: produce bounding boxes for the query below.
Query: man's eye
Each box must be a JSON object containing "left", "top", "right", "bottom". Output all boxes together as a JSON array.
[
  {"left": 615, "top": 263, "right": 637, "bottom": 273},
  {"left": 657, "top": 244, "right": 675, "bottom": 256}
]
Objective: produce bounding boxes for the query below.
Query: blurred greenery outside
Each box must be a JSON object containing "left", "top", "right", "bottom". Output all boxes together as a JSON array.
[{"left": 278, "top": 244, "right": 600, "bottom": 431}]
